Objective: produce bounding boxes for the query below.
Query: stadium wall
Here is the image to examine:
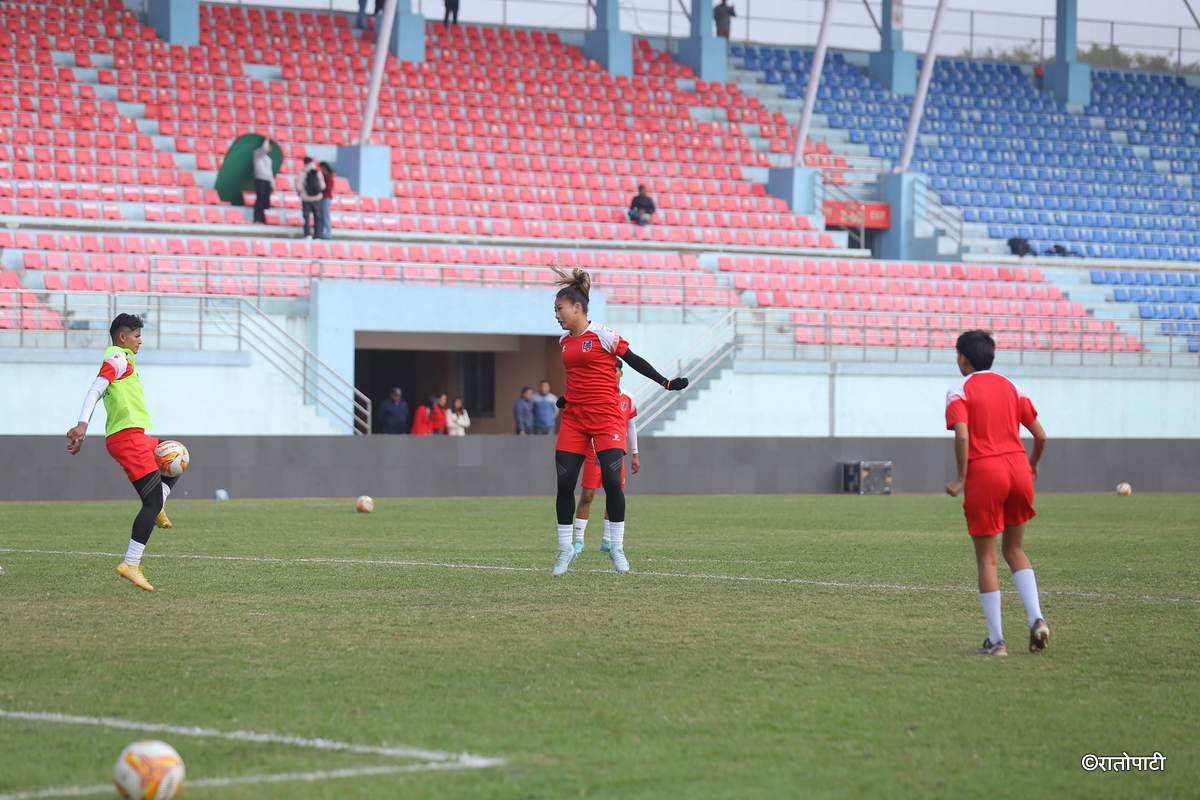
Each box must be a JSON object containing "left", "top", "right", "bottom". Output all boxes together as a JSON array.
[
  {"left": 654, "top": 362, "right": 1200, "bottom": 439},
  {"left": 2, "top": 435, "right": 1193, "bottom": 501},
  {"left": 0, "top": 349, "right": 340, "bottom": 436}
]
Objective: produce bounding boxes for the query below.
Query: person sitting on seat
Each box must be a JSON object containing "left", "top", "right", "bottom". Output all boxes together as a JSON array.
[{"left": 628, "top": 184, "right": 656, "bottom": 226}]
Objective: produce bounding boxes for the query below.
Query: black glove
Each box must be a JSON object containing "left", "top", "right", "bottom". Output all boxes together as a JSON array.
[
  {"left": 665, "top": 378, "right": 689, "bottom": 391},
  {"left": 556, "top": 395, "right": 567, "bottom": 409}
]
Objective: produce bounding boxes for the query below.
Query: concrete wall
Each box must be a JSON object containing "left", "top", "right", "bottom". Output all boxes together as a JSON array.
[
  {"left": 0, "top": 350, "right": 338, "bottom": 436},
  {"left": 659, "top": 361, "right": 1200, "bottom": 438},
  {"left": 2, "top": 435, "right": 1194, "bottom": 501}
]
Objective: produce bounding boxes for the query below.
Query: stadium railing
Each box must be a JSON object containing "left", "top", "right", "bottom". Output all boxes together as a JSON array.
[{"left": 1, "top": 290, "right": 372, "bottom": 434}]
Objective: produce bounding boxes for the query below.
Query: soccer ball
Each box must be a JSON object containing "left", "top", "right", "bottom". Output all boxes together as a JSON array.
[
  {"left": 1116, "top": 482, "right": 1133, "bottom": 497},
  {"left": 112, "top": 740, "right": 185, "bottom": 800},
  {"left": 356, "top": 495, "right": 374, "bottom": 513},
  {"left": 154, "top": 440, "right": 189, "bottom": 478}
]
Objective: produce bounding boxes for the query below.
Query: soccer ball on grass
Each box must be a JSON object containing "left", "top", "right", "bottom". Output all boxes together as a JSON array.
[
  {"left": 112, "top": 740, "right": 184, "bottom": 800},
  {"left": 356, "top": 495, "right": 375, "bottom": 513}
]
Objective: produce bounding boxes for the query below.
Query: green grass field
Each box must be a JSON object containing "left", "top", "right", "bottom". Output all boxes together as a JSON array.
[{"left": 1, "top": 493, "right": 1196, "bottom": 799}]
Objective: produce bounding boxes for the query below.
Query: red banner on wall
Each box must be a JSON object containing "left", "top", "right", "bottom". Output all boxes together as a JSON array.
[{"left": 823, "top": 201, "right": 891, "bottom": 230}]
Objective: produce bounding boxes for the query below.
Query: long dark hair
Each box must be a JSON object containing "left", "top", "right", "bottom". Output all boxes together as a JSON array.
[
  {"left": 552, "top": 267, "right": 591, "bottom": 313},
  {"left": 452, "top": 397, "right": 465, "bottom": 413}
]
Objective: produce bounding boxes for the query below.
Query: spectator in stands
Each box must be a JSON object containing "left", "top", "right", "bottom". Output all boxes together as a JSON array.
[
  {"left": 318, "top": 161, "right": 336, "bottom": 240},
  {"left": 444, "top": 0, "right": 459, "bottom": 27},
  {"left": 431, "top": 393, "right": 449, "bottom": 435},
  {"left": 713, "top": 0, "right": 735, "bottom": 39},
  {"left": 446, "top": 397, "right": 471, "bottom": 437},
  {"left": 378, "top": 387, "right": 409, "bottom": 435},
  {"left": 297, "top": 156, "right": 326, "bottom": 240},
  {"left": 514, "top": 386, "right": 535, "bottom": 435},
  {"left": 531, "top": 380, "right": 558, "bottom": 435},
  {"left": 252, "top": 137, "right": 274, "bottom": 224},
  {"left": 628, "top": 184, "right": 656, "bottom": 226},
  {"left": 411, "top": 395, "right": 439, "bottom": 435},
  {"left": 1033, "top": 63, "right": 1045, "bottom": 90}
]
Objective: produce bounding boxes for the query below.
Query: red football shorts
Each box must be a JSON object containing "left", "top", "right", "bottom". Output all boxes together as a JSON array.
[
  {"left": 962, "top": 452, "right": 1036, "bottom": 537},
  {"left": 556, "top": 405, "right": 625, "bottom": 456},
  {"left": 105, "top": 428, "right": 160, "bottom": 482},
  {"left": 582, "top": 455, "right": 625, "bottom": 491}
]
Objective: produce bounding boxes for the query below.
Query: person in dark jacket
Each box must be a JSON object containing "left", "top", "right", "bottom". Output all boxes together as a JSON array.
[
  {"left": 444, "top": 0, "right": 459, "bottom": 27},
  {"left": 378, "top": 387, "right": 409, "bottom": 434},
  {"left": 713, "top": 0, "right": 735, "bottom": 39},
  {"left": 628, "top": 184, "right": 656, "bottom": 226},
  {"left": 318, "top": 161, "right": 335, "bottom": 240},
  {"left": 514, "top": 386, "right": 535, "bottom": 435}
]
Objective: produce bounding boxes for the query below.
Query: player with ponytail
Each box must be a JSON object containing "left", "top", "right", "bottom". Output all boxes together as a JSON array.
[{"left": 550, "top": 268, "right": 687, "bottom": 576}]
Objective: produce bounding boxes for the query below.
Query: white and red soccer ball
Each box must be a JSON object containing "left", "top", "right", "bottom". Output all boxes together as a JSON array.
[
  {"left": 113, "top": 740, "right": 185, "bottom": 800},
  {"left": 356, "top": 495, "right": 374, "bottom": 513},
  {"left": 154, "top": 440, "right": 189, "bottom": 479}
]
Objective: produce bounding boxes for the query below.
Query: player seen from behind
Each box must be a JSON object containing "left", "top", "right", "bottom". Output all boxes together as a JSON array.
[
  {"left": 945, "top": 330, "right": 1050, "bottom": 656},
  {"left": 551, "top": 268, "right": 686, "bottom": 576},
  {"left": 573, "top": 360, "right": 639, "bottom": 557},
  {"left": 66, "top": 314, "right": 183, "bottom": 592}
]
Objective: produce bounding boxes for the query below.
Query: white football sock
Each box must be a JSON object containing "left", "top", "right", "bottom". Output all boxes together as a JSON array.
[
  {"left": 162, "top": 483, "right": 172, "bottom": 502},
  {"left": 601, "top": 519, "right": 612, "bottom": 544},
  {"left": 573, "top": 518, "right": 588, "bottom": 543},
  {"left": 608, "top": 520, "right": 625, "bottom": 549},
  {"left": 556, "top": 524, "right": 572, "bottom": 549},
  {"left": 979, "top": 591, "right": 1003, "bottom": 644},
  {"left": 1012, "top": 569, "right": 1044, "bottom": 626},
  {"left": 124, "top": 540, "right": 146, "bottom": 566}
]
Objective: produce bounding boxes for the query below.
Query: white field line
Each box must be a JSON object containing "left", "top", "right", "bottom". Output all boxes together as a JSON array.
[
  {"left": 0, "top": 708, "right": 504, "bottom": 800},
  {"left": 0, "top": 709, "right": 499, "bottom": 764},
  {"left": 0, "top": 547, "right": 1197, "bottom": 605},
  {"left": 0, "top": 761, "right": 487, "bottom": 800}
]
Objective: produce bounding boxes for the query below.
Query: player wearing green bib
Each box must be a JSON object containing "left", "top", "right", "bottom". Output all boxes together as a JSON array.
[{"left": 67, "top": 314, "right": 183, "bottom": 592}]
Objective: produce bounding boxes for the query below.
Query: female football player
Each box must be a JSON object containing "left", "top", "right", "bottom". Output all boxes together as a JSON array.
[{"left": 550, "top": 268, "right": 686, "bottom": 576}]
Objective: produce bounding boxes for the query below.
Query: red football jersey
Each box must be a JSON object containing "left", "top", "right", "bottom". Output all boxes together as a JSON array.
[
  {"left": 560, "top": 322, "right": 630, "bottom": 409},
  {"left": 945, "top": 371, "right": 1038, "bottom": 461}
]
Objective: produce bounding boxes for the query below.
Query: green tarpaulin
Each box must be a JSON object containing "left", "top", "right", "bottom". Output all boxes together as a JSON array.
[{"left": 214, "top": 134, "right": 283, "bottom": 206}]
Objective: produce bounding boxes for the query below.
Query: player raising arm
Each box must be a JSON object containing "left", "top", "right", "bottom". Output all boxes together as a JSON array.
[
  {"left": 550, "top": 268, "right": 686, "bottom": 576},
  {"left": 572, "top": 360, "right": 639, "bottom": 557},
  {"left": 944, "top": 330, "right": 1049, "bottom": 657},
  {"left": 66, "top": 314, "right": 183, "bottom": 592}
]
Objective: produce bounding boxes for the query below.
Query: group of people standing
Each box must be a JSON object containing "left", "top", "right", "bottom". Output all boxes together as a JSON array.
[
  {"left": 514, "top": 381, "right": 560, "bottom": 435},
  {"left": 252, "top": 139, "right": 336, "bottom": 240},
  {"left": 378, "top": 388, "right": 471, "bottom": 436},
  {"left": 356, "top": 0, "right": 459, "bottom": 28}
]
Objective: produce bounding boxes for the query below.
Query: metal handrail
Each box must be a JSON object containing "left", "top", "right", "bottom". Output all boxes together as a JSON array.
[
  {"left": 819, "top": 178, "right": 868, "bottom": 249},
  {"left": 633, "top": 308, "right": 737, "bottom": 429}
]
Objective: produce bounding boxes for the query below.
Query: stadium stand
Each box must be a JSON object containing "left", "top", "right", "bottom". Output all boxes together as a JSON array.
[
  {"left": 1091, "top": 267, "right": 1200, "bottom": 352},
  {"left": 728, "top": 45, "right": 1200, "bottom": 263}
]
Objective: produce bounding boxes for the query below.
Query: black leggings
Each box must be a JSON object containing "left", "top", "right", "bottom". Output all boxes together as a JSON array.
[
  {"left": 555, "top": 449, "right": 625, "bottom": 526},
  {"left": 130, "top": 471, "right": 180, "bottom": 545}
]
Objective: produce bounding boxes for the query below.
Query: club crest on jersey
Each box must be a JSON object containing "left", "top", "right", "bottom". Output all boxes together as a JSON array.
[{"left": 582, "top": 340, "right": 593, "bottom": 352}]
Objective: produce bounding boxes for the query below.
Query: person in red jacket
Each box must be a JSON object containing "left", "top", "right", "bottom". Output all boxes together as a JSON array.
[
  {"left": 410, "top": 397, "right": 434, "bottom": 435},
  {"left": 430, "top": 393, "right": 449, "bottom": 434}
]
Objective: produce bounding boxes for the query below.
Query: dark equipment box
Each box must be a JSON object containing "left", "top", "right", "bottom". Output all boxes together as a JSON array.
[{"left": 840, "top": 461, "right": 893, "bottom": 495}]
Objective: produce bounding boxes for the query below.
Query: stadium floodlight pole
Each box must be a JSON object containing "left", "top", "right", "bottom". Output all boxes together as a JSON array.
[
  {"left": 358, "top": 0, "right": 400, "bottom": 145},
  {"left": 896, "top": 0, "right": 949, "bottom": 173},
  {"left": 792, "top": 0, "right": 836, "bottom": 168}
]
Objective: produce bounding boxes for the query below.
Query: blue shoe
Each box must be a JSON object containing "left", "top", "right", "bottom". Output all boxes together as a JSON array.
[
  {"left": 552, "top": 545, "right": 574, "bottom": 577},
  {"left": 609, "top": 546, "right": 630, "bottom": 574},
  {"left": 599, "top": 538, "right": 611, "bottom": 553},
  {"left": 572, "top": 540, "right": 584, "bottom": 560}
]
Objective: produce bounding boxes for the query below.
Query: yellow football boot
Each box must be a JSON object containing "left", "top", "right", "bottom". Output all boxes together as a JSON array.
[
  {"left": 155, "top": 508, "right": 173, "bottom": 529},
  {"left": 116, "top": 562, "right": 155, "bottom": 592}
]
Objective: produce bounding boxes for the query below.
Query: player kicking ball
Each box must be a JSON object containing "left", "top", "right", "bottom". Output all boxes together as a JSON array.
[
  {"left": 945, "top": 330, "right": 1050, "bottom": 656},
  {"left": 550, "top": 268, "right": 686, "bottom": 577},
  {"left": 572, "top": 360, "right": 639, "bottom": 557},
  {"left": 66, "top": 314, "right": 183, "bottom": 592}
]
